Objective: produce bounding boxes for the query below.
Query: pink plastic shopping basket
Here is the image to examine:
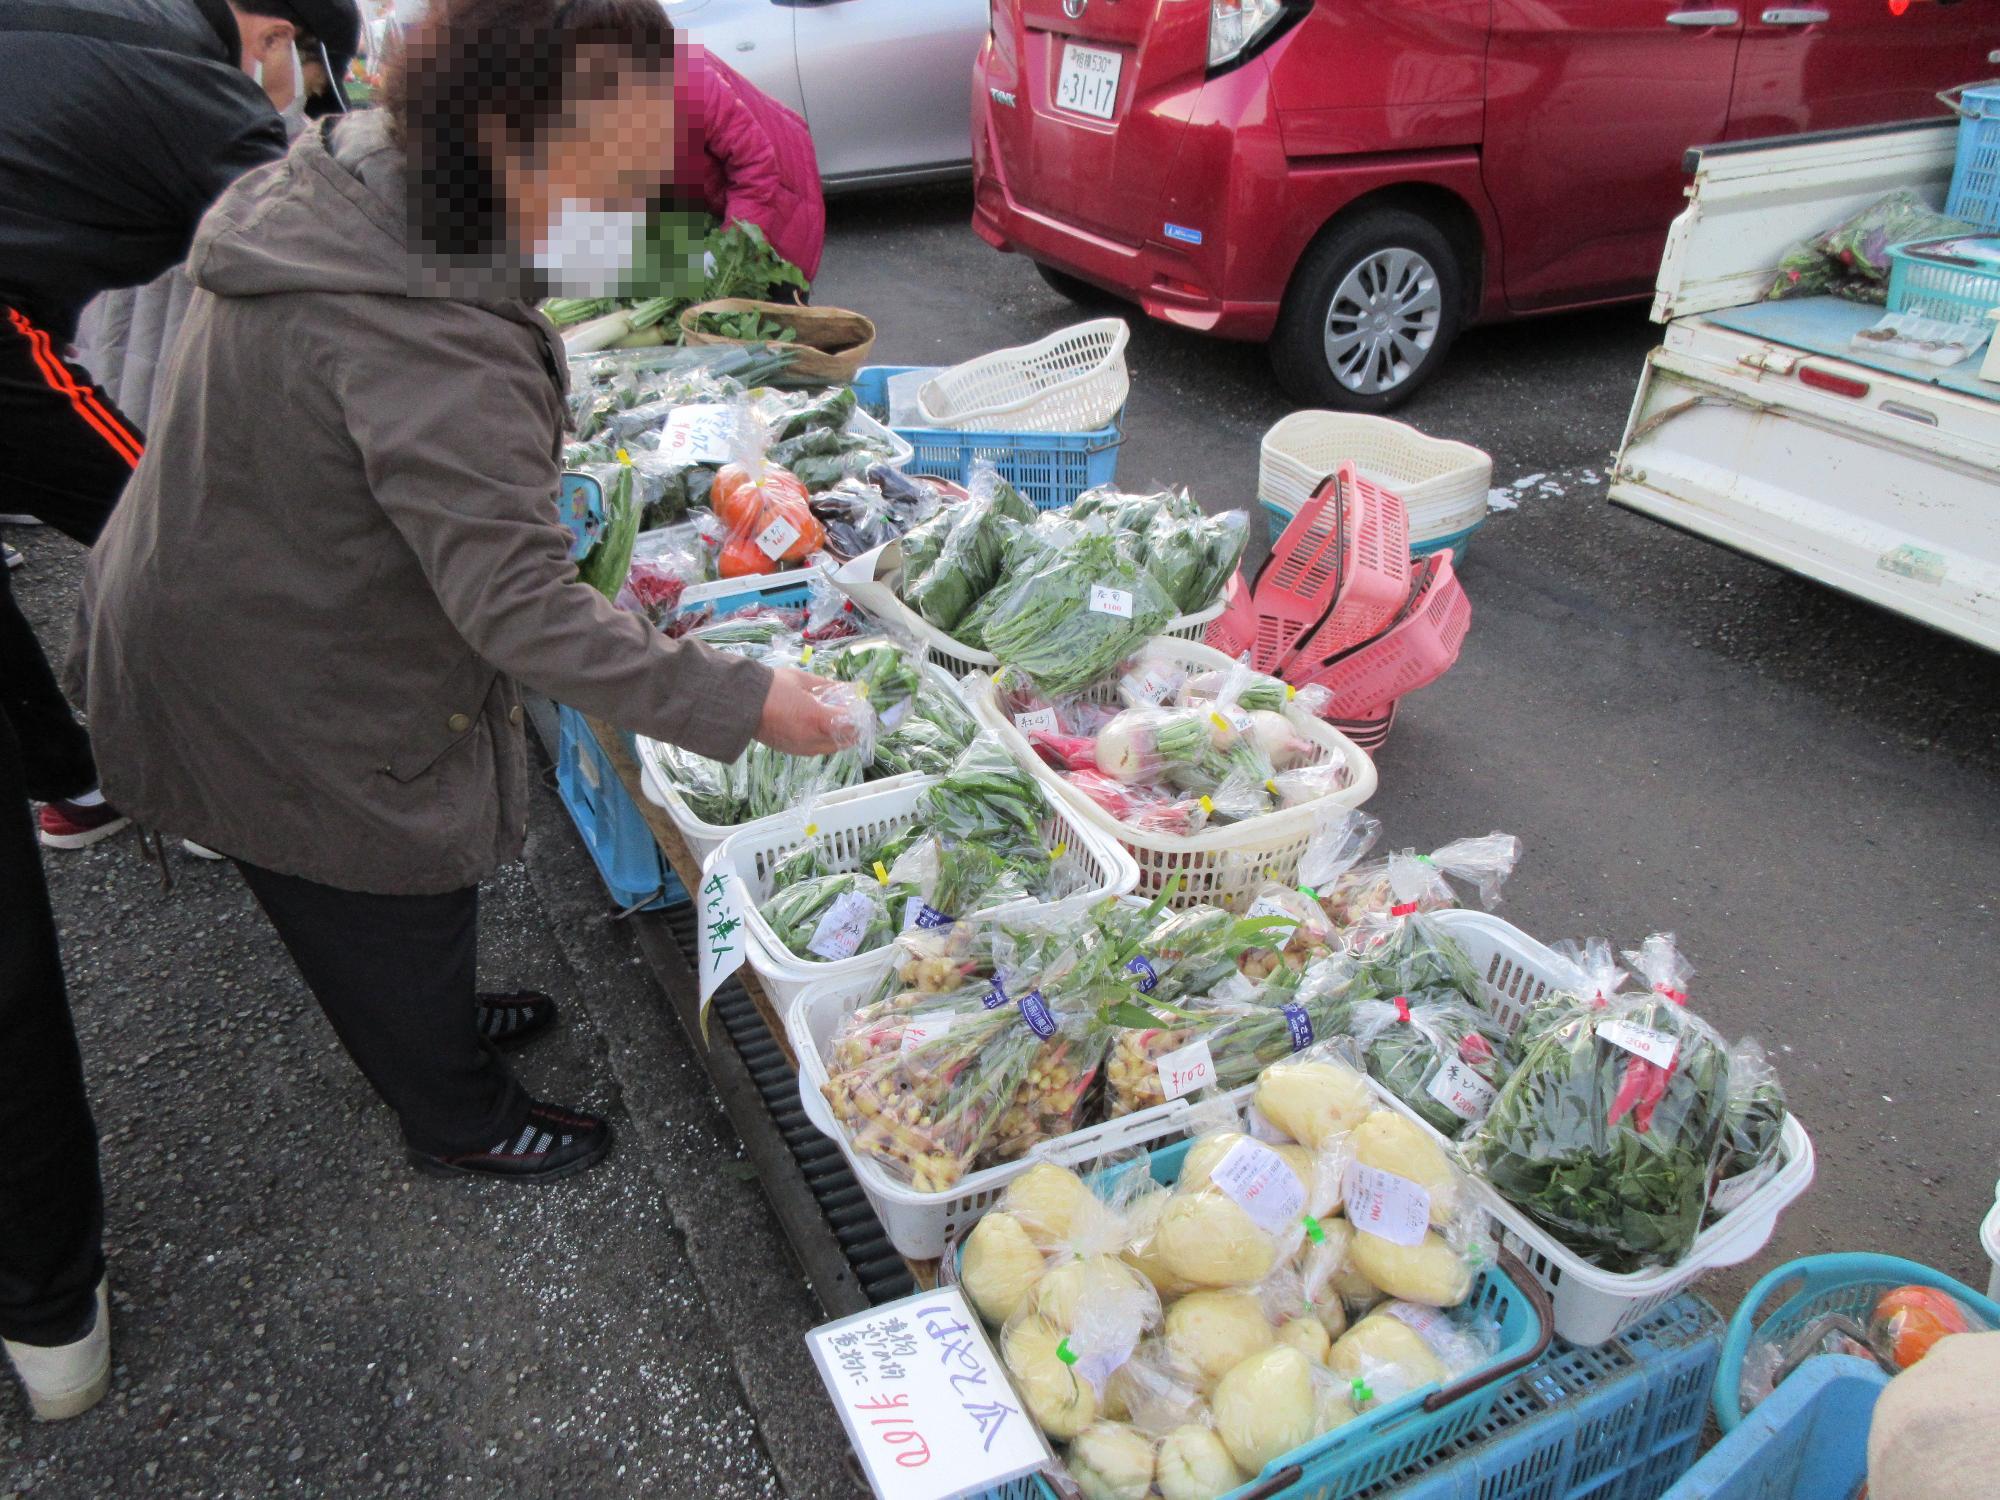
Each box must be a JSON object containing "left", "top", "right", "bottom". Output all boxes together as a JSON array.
[
  {"left": 1282, "top": 463, "right": 1410, "bottom": 669},
  {"left": 1300, "top": 550, "right": 1471, "bottom": 718},
  {"left": 1245, "top": 478, "right": 1350, "bottom": 672}
]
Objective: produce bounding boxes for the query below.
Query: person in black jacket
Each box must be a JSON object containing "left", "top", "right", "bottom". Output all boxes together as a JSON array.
[{"left": 0, "top": 0, "right": 343, "bottom": 1423}]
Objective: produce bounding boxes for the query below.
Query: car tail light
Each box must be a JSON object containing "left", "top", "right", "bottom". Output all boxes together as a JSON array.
[
  {"left": 1797, "top": 365, "right": 1870, "bottom": 399},
  {"left": 1209, "top": 0, "right": 1287, "bottom": 67}
]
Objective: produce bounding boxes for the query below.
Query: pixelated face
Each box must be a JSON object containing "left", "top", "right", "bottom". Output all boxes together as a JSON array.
[{"left": 524, "top": 44, "right": 675, "bottom": 214}]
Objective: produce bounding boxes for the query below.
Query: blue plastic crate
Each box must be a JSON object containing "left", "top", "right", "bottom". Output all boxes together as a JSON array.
[
  {"left": 969, "top": 1137, "right": 1553, "bottom": 1500},
  {"left": 852, "top": 365, "right": 1123, "bottom": 511},
  {"left": 1946, "top": 82, "right": 2000, "bottom": 230},
  {"left": 978, "top": 1292, "right": 1719, "bottom": 1500},
  {"left": 1885, "top": 234, "right": 2000, "bottom": 323},
  {"left": 1657, "top": 1355, "right": 1884, "bottom": 1500},
  {"left": 553, "top": 705, "right": 684, "bottom": 911}
]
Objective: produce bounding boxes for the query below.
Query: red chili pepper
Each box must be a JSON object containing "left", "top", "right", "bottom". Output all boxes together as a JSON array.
[
  {"left": 1459, "top": 1033, "right": 1493, "bottom": 1066},
  {"left": 1606, "top": 1053, "right": 1679, "bottom": 1134},
  {"left": 1393, "top": 995, "right": 1412, "bottom": 1024}
]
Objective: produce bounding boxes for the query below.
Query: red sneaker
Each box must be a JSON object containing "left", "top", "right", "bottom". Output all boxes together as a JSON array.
[{"left": 37, "top": 799, "right": 132, "bottom": 849}]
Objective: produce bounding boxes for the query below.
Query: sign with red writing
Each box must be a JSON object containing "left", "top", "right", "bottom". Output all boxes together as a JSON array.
[{"left": 807, "top": 1287, "right": 1051, "bottom": 1499}]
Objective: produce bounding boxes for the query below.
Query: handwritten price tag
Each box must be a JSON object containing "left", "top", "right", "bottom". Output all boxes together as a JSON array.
[
  {"left": 1426, "top": 1059, "right": 1497, "bottom": 1123},
  {"left": 1345, "top": 1163, "right": 1432, "bottom": 1248},
  {"left": 1119, "top": 666, "right": 1178, "bottom": 705},
  {"left": 806, "top": 1288, "right": 1050, "bottom": 1500},
  {"left": 658, "top": 402, "right": 737, "bottom": 465},
  {"left": 1088, "top": 583, "right": 1134, "bottom": 618},
  {"left": 1013, "top": 708, "right": 1059, "bottom": 735},
  {"left": 1598, "top": 1019, "right": 1679, "bottom": 1069},
  {"left": 808, "top": 890, "right": 877, "bottom": 960},
  {"left": 1209, "top": 1138, "right": 1307, "bottom": 1235},
  {"left": 754, "top": 514, "right": 803, "bottom": 561},
  {"left": 899, "top": 1011, "right": 956, "bottom": 1056},
  {"left": 1155, "top": 1038, "right": 1216, "bottom": 1101}
]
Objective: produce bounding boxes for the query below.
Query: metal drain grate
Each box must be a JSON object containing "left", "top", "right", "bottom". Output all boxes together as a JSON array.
[{"left": 662, "top": 904, "right": 915, "bottom": 1309}]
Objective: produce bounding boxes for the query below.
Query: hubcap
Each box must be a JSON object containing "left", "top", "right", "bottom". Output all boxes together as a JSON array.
[{"left": 1322, "top": 247, "right": 1443, "bottom": 396}]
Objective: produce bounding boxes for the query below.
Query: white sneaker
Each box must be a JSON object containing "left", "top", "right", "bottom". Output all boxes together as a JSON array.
[
  {"left": 0, "top": 513, "right": 41, "bottom": 526},
  {"left": 3, "top": 543, "right": 21, "bottom": 571},
  {"left": 4, "top": 1276, "right": 110, "bottom": 1421},
  {"left": 182, "top": 839, "right": 225, "bottom": 861}
]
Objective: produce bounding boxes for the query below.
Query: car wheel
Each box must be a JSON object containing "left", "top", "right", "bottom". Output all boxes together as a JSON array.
[
  {"left": 1268, "top": 208, "right": 1464, "bottom": 412},
  {"left": 1034, "top": 262, "right": 1126, "bottom": 308}
]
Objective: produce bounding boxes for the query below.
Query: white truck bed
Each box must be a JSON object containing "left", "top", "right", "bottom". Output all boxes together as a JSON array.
[{"left": 1610, "top": 119, "right": 2000, "bottom": 652}]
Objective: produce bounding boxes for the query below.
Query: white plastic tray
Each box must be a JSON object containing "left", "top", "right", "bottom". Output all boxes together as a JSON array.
[{"left": 1260, "top": 411, "right": 1490, "bottom": 544}]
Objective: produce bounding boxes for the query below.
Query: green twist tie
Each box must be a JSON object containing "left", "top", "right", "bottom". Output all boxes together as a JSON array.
[
  {"left": 1352, "top": 1378, "right": 1374, "bottom": 1406},
  {"left": 1055, "top": 1338, "right": 1078, "bottom": 1367},
  {"left": 1303, "top": 1214, "right": 1326, "bottom": 1245},
  {"left": 1414, "top": 853, "right": 1436, "bottom": 866},
  {"left": 1299, "top": 885, "right": 1318, "bottom": 900}
]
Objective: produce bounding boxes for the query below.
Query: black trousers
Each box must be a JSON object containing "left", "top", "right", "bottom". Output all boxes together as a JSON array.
[
  {"left": 1, "top": 302, "right": 147, "bottom": 803},
  {"left": 233, "top": 862, "right": 530, "bottom": 1156},
  {"left": 0, "top": 691, "right": 105, "bottom": 1346}
]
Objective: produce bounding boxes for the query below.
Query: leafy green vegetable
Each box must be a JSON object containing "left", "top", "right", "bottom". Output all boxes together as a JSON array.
[
  {"left": 1470, "top": 997, "right": 1733, "bottom": 1271},
  {"left": 694, "top": 309, "right": 799, "bottom": 343},
  {"left": 977, "top": 529, "right": 1177, "bottom": 695},
  {"left": 576, "top": 464, "right": 640, "bottom": 599},
  {"left": 703, "top": 222, "right": 810, "bottom": 303}
]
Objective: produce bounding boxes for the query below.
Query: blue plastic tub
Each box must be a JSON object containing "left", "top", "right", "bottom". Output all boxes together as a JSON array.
[
  {"left": 553, "top": 706, "right": 684, "bottom": 912},
  {"left": 1258, "top": 498, "right": 1482, "bottom": 562},
  {"left": 1659, "top": 1355, "right": 1885, "bottom": 1500},
  {"left": 852, "top": 365, "right": 1123, "bottom": 512},
  {"left": 966, "top": 1137, "right": 1552, "bottom": 1500},
  {"left": 1711, "top": 1252, "right": 2000, "bottom": 1433},
  {"left": 1946, "top": 82, "right": 2000, "bottom": 230}
]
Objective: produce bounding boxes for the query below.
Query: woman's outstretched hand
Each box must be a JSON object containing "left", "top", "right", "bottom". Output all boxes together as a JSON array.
[{"left": 754, "top": 665, "right": 864, "bottom": 756}]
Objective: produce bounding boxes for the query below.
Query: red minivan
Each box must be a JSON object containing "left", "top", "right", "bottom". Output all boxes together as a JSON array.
[{"left": 972, "top": 0, "right": 1995, "bottom": 410}]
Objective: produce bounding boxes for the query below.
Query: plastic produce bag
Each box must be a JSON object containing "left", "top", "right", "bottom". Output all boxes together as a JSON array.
[
  {"left": 1767, "top": 190, "right": 1978, "bottom": 303},
  {"left": 913, "top": 739, "right": 1053, "bottom": 868},
  {"left": 979, "top": 525, "right": 1179, "bottom": 695},
  {"left": 1146, "top": 509, "right": 1252, "bottom": 614},
  {"left": 759, "top": 869, "right": 900, "bottom": 964},
  {"left": 612, "top": 525, "right": 703, "bottom": 624},
  {"left": 1063, "top": 771, "right": 1212, "bottom": 838},
  {"left": 1323, "top": 834, "right": 1522, "bottom": 930},
  {"left": 1327, "top": 1299, "right": 1498, "bottom": 1408},
  {"left": 1710, "top": 1037, "right": 1789, "bottom": 1216},
  {"left": 707, "top": 408, "right": 825, "bottom": 577},
  {"left": 900, "top": 465, "right": 1036, "bottom": 631},
  {"left": 1333, "top": 1108, "right": 1486, "bottom": 1308},
  {"left": 1092, "top": 704, "right": 1215, "bottom": 784},
  {"left": 1102, "top": 958, "right": 1359, "bottom": 1118},
  {"left": 1344, "top": 993, "right": 1512, "bottom": 1139},
  {"left": 1132, "top": 1122, "right": 1316, "bottom": 1291},
  {"left": 1234, "top": 882, "right": 1340, "bottom": 982},
  {"left": 1470, "top": 932, "right": 1734, "bottom": 1270}
]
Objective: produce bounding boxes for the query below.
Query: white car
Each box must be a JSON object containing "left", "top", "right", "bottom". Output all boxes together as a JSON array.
[{"left": 666, "top": 0, "right": 987, "bottom": 188}]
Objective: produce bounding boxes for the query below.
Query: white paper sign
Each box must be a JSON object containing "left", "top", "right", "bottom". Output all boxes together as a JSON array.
[
  {"left": 1598, "top": 1019, "right": 1679, "bottom": 1070},
  {"left": 1209, "top": 1138, "right": 1307, "bottom": 1235},
  {"left": 755, "top": 514, "right": 803, "bottom": 561},
  {"left": 1384, "top": 1300, "right": 1459, "bottom": 1357},
  {"left": 1155, "top": 1038, "right": 1216, "bottom": 1101},
  {"left": 808, "top": 890, "right": 878, "bottom": 960},
  {"left": 696, "top": 858, "right": 748, "bottom": 1011},
  {"left": 806, "top": 1287, "right": 1050, "bottom": 1500},
  {"left": 900, "top": 1011, "right": 957, "bottom": 1056},
  {"left": 1426, "top": 1059, "right": 1498, "bottom": 1124},
  {"left": 1245, "top": 895, "right": 1300, "bottom": 945},
  {"left": 658, "top": 402, "right": 737, "bottom": 465},
  {"left": 1344, "top": 1163, "right": 1432, "bottom": 1248},
  {"left": 1088, "top": 583, "right": 1134, "bottom": 618},
  {"left": 1013, "top": 708, "right": 1059, "bottom": 736},
  {"left": 1214, "top": 704, "right": 1255, "bottom": 737}
]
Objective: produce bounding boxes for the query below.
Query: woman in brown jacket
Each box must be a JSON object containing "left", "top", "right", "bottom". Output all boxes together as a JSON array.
[{"left": 72, "top": 0, "right": 852, "bottom": 1182}]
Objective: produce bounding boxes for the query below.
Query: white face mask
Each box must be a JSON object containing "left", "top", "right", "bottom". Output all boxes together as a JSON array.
[
  {"left": 531, "top": 201, "right": 648, "bottom": 297},
  {"left": 252, "top": 37, "right": 307, "bottom": 133}
]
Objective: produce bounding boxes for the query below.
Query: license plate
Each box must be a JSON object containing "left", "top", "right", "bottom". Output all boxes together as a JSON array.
[{"left": 1055, "top": 41, "right": 1121, "bottom": 121}]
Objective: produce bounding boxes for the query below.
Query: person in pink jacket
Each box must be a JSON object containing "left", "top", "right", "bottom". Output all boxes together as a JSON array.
[{"left": 684, "top": 47, "right": 826, "bottom": 283}]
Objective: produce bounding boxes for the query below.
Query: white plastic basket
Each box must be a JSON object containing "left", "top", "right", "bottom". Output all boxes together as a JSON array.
[
  {"left": 712, "top": 778, "right": 1139, "bottom": 1016},
  {"left": 969, "top": 638, "right": 1379, "bottom": 913},
  {"left": 916, "top": 319, "right": 1131, "bottom": 434},
  {"left": 1261, "top": 412, "right": 1491, "bottom": 545},
  {"left": 633, "top": 642, "right": 961, "bottom": 869},
  {"left": 829, "top": 542, "right": 1226, "bottom": 679},
  {"left": 845, "top": 406, "right": 916, "bottom": 469},
  {"left": 1983, "top": 1178, "right": 1999, "bottom": 1302},
  {"left": 787, "top": 971, "right": 1248, "bottom": 1260},
  {"left": 1421, "top": 909, "right": 1817, "bottom": 1346}
]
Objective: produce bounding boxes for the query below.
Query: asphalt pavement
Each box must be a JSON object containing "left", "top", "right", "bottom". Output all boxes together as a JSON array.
[{"left": 6, "top": 183, "right": 1999, "bottom": 1499}]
